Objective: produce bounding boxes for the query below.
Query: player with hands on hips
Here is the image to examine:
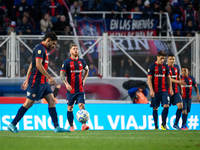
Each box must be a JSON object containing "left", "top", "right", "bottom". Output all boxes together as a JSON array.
[{"left": 60, "top": 43, "right": 89, "bottom": 131}]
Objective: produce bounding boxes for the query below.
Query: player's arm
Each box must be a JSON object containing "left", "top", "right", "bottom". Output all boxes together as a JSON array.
[
  {"left": 194, "top": 84, "right": 200, "bottom": 102},
  {"left": 36, "top": 58, "right": 56, "bottom": 85},
  {"left": 167, "top": 75, "right": 173, "bottom": 96},
  {"left": 82, "top": 65, "right": 89, "bottom": 86},
  {"left": 177, "top": 75, "right": 184, "bottom": 95},
  {"left": 147, "top": 75, "right": 154, "bottom": 97},
  {"left": 60, "top": 70, "right": 72, "bottom": 92},
  {"left": 170, "top": 76, "right": 186, "bottom": 86},
  {"left": 21, "top": 62, "right": 32, "bottom": 90}
]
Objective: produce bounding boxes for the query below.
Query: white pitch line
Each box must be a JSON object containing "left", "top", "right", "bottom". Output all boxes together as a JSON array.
[{"left": 0, "top": 134, "right": 192, "bottom": 140}]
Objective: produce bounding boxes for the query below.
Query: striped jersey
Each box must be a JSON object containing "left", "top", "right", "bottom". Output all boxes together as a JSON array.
[
  {"left": 148, "top": 62, "right": 170, "bottom": 93},
  {"left": 168, "top": 64, "right": 180, "bottom": 93},
  {"left": 61, "top": 57, "right": 88, "bottom": 94},
  {"left": 28, "top": 43, "right": 49, "bottom": 86},
  {"left": 180, "top": 75, "right": 197, "bottom": 99}
]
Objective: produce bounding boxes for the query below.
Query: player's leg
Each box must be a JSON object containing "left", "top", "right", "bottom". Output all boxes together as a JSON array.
[
  {"left": 150, "top": 93, "right": 159, "bottom": 130},
  {"left": 173, "top": 93, "right": 183, "bottom": 130},
  {"left": 78, "top": 103, "right": 89, "bottom": 131},
  {"left": 66, "top": 93, "right": 76, "bottom": 131},
  {"left": 44, "top": 84, "right": 69, "bottom": 132},
  {"left": 77, "top": 93, "right": 89, "bottom": 131},
  {"left": 8, "top": 98, "right": 34, "bottom": 133},
  {"left": 181, "top": 98, "right": 188, "bottom": 130},
  {"left": 161, "top": 92, "right": 170, "bottom": 130},
  {"left": 67, "top": 104, "right": 75, "bottom": 131},
  {"left": 153, "top": 107, "right": 158, "bottom": 130}
]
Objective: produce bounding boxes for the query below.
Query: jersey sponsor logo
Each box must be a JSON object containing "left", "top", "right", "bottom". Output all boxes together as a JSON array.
[
  {"left": 181, "top": 85, "right": 192, "bottom": 87},
  {"left": 71, "top": 70, "right": 82, "bottom": 73},
  {"left": 154, "top": 74, "right": 165, "bottom": 77},
  {"left": 70, "top": 65, "right": 74, "bottom": 68},
  {"left": 171, "top": 75, "right": 177, "bottom": 78},
  {"left": 38, "top": 50, "right": 42, "bottom": 54}
]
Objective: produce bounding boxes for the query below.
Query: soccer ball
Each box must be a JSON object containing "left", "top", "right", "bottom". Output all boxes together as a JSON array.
[{"left": 76, "top": 109, "right": 89, "bottom": 123}]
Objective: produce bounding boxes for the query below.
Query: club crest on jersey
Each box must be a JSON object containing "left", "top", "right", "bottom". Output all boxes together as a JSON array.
[
  {"left": 32, "top": 93, "right": 36, "bottom": 98},
  {"left": 62, "top": 64, "right": 64, "bottom": 68},
  {"left": 38, "top": 50, "right": 42, "bottom": 54},
  {"left": 79, "top": 64, "right": 82, "bottom": 66},
  {"left": 163, "top": 69, "right": 165, "bottom": 71},
  {"left": 148, "top": 69, "right": 150, "bottom": 72}
]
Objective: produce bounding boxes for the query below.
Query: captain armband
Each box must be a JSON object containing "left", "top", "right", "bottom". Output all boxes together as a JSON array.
[{"left": 84, "top": 65, "right": 89, "bottom": 70}]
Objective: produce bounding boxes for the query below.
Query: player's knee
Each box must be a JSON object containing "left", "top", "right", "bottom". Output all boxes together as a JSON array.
[
  {"left": 48, "top": 98, "right": 56, "bottom": 107},
  {"left": 68, "top": 105, "right": 74, "bottom": 111},
  {"left": 79, "top": 103, "right": 85, "bottom": 110},
  {"left": 163, "top": 105, "right": 169, "bottom": 108},
  {"left": 153, "top": 107, "right": 158, "bottom": 110},
  {"left": 178, "top": 103, "right": 183, "bottom": 109}
]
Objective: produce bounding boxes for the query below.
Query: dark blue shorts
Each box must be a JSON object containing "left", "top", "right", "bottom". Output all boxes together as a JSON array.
[
  {"left": 150, "top": 91, "right": 170, "bottom": 107},
  {"left": 170, "top": 93, "right": 182, "bottom": 105},
  {"left": 27, "top": 82, "right": 52, "bottom": 101},
  {"left": 182, "top": 98, "right": 191, "bottom": 113},
  {"left": 66, "top": 92, "right": 85, "bottom": 106}
]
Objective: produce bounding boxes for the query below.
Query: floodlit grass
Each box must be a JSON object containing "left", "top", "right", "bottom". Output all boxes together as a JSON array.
[{"left": 0, "top": 130, "right": 200, "bottom": 150}]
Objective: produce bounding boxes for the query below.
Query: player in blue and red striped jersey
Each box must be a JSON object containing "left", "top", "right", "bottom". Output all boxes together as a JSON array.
[
  {"left": 7, "top": 32, "right": 69, "bottom": 133},
  {"left": 167, "top": 54, "right": 186, "bottom": 130},
  {"left": 180, "top": 66, "right": 200, "bottom": 130},
  {"left": 148, "top": 50, "right": 173, "bottom": 130},
  {"left": 60, "top": 43, "right": 89, "bottom": 132}
]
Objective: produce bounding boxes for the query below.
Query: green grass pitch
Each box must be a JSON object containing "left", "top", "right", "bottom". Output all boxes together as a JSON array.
[{"left": 0, "top": 130, "right": 200, "bottom": 150}]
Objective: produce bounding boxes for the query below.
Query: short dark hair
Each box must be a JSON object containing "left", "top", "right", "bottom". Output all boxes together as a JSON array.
[
  {"left": 157, "top": 50, "right": 166, "bottom": 57},
  {"left": 43, "top": 32, "right": 58, "bottom": 41},
  {"left": 168, "top": 53, "right": 175, "bottom": 57},
  {"left": 181, "top": 66, "right": 188, "bottom": 69}
]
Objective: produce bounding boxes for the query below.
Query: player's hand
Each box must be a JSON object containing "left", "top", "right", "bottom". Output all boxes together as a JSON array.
[
  {"left": 179, "top": 80, "right": 186, "bottom": 86},
  {"left": 170, "top": 89, "right": 174, "bottom": 96},
  {"left": 150, "top": 90, "right": 154, "bottom": 97},
  {"left": 197, "top": 96, "right": 200, "bottom": 102},
  {"left": 48, "top": 77, "right": 56, "bottom": 85},
  {"left": 21, "top": 80, "right": 28, "bottom": 90},
  {"left": 66, "top": 83, "right": 72, "bottom": 92}
]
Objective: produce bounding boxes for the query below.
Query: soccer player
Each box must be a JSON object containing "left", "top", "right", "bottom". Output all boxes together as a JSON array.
[
  {"left": 180, "top": 66, "right": 200, "bottom": 130},
  {"left": 60, "top": 43, "right": 89, "bottom": 131},
  {"left": 147, "top": 50, "right": 173, "bottom": 130},
  {"left": 167, "top": 54, "right": 186, "bottom": 130},
  {"left": 7, "top": 32, "right": 69, "bottom": 133}
]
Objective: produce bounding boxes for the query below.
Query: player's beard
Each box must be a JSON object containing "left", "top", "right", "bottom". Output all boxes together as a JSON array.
[{"left": 72, "top": 52, "right": 79, "bottom": 57}]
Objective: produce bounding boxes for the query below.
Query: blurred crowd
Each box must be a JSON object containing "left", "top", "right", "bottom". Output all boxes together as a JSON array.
[
  {"left": 0, "top": 0, "right": 198, "bottom": 77},
  {"left": 0, "top": 0, "right": 200, "bottom": 36}
]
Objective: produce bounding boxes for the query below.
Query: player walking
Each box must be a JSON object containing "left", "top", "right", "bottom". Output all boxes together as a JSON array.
[
  {"left": 167, "top": 54, "right": 186, "bottom": 130},
  {"left": 147, "top": 50, "right": 173, "bottom": 130},
  {"left": 8, "top": 32, "right": 69, "bottom": 133},
  {"left": 60, "top": 43, "right": 89, "bottom": 131},
  {"left": 180, "top": 66, "right": 200, "bottom": 130}
]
